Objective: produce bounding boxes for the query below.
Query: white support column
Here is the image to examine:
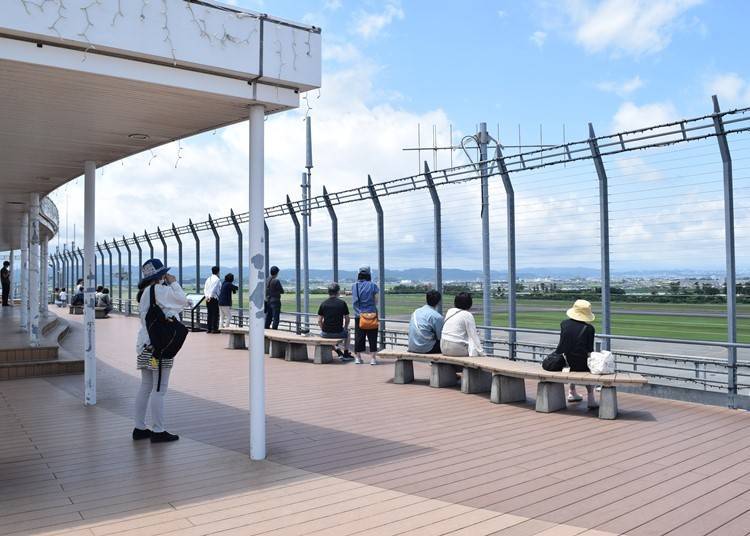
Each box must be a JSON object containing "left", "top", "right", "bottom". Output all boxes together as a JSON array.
[
  {"left": 20, "top": 213, "right": 29, "bottom": 330},
  {"left": 28, "top": 194, "right": 41, "bottom": 346},
  {"left": 248, "top": 104, "right": 266, "bottom": 460},
  {"left": 84, "top": 161, "right": 97, "bottom": 406},
  {"left": 40, "top": 234, "right": 49, "bottom": 318}
]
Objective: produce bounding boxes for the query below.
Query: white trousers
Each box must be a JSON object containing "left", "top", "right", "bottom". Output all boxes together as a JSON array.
[
  {"left": 134, "top": 368, "right": 172, "bottom": 433},
  {"left": 219, "top": 306, "right": 232, "bottom": 328}
]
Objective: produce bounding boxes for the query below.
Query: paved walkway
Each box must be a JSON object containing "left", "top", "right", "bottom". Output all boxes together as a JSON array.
[{"left": 1, "top": 312, "right": 750, "bottom": 535}]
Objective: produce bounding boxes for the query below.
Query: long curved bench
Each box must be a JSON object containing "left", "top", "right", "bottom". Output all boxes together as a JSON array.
[
  {"left": 377, "top": 348, "right": 647, "bottom": 420},
  {"left": 220, "top": 327, "right": 343, "bottom": 364}
]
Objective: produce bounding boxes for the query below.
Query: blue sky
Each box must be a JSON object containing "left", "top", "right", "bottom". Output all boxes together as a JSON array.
[{"left": 49, "top": 0, "right": 750, "bottom": 273}]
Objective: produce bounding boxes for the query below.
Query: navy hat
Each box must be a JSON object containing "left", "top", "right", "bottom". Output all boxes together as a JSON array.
[{"left": 141, "top": 258, "right": 170, "bottom": 283}]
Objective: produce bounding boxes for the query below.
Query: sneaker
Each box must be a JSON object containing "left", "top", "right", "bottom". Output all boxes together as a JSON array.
[
  {"left": 567, "top": 393, "right": 583, "bottom": 402},
  {"left": 369, "top": 359, "right": 378, "bottom": 366},
  {"left": 354, "top": 357, "right": 363, "bottom": 364},
  {"left": 334, "top": 347, "right": 344, "bottom": 357},
  {"left": 150, "top": 431, "right": 180, "bottom": 443},
  {"left": 340, "top": 354, "right": 354, "bottom": 362},
  {"left": 132, "top": 428, "right": 152, "bottom": 440}
]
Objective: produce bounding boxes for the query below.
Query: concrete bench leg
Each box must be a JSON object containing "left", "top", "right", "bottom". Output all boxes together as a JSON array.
[
  {"left": 264, "top": 338, "right": 270, "bottom": 354},
  {"left": 270, "top": 340, "right": 287, "bottom": 359},
  {"left": 461, "top": 367, "right": 492, "bottom": 394},
  {"left": 314, "top": 345, "right": 334, "bottom": 364},
  {"left": 536, "top": 382, "right": 566, "bottom": 413},
  {"left": 598, "top": 386, "right": 618, "bottom": 420},
  {"left": 430, "top": 362, "right": 459, "bottom": 388},
  {"left": 285, "top": 343, "right": 308, "bottom": 362},
  {"left": 228, "top": 333, "right": 246, "bottom": 350},
  {"left": 490, "top": 375, "right": 526, "bottom": 403},
  {"left": 394, "top": 360, "right": 414, "bottom": 384}
]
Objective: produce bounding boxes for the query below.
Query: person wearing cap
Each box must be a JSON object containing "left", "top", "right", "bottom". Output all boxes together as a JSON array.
[
  {"left": 555, "top": 299, "right": 598, "bottom": 408},
  {"left": 133, "top": 258, "right": 187, "bottom": 443},
  {"left": 317, "top": 282, "right": 354, "bottom": 362},
  {"left": 264, "top": 266, "right": 284, "bottom": 330},
  {"left": 351, "top": 265, "right": 380, "bottom": 365}
]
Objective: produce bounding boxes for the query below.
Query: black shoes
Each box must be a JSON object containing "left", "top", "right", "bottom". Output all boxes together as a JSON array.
[
  {"left": 150, "top": 431, "right": 180, "bottom": 443},
  {"left": 132, "top": 428, "right": 152, "bottom": 440},
  {"left": 340, "top": 351, "right": 355, "bottom": 362}
]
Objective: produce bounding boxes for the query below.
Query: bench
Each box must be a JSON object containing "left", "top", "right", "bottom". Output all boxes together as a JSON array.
[
  {"left": 219, "top": 327, "right": 343, "bottom": 364},
  {"left": 377, "top": 349, "right": 647, "bottom": 420},
  {"left": 69, "top": 305, "right": 83, "bottom": 315},
  {"left": 95, "top": 307, "right": 109, "bottom": 319}
]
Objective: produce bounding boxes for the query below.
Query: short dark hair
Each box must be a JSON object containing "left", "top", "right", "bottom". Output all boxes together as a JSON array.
[
  {"left": 77, "top": 278, "right": 83, "bottom": 284},
  {"left": 96, "top": 285, "right": 103, "bottom": 292},
  {"left": 426, "top": 290, "right": 441, "bottom": 307},
  {"left": 2, "top": 261, "right": 8, "bottom": 267},
  {"left": 211, "top": 266, "right": 220, "bottom": 275},
  {"left": 454, "top": 292, "right": 473, "bottom": 310},
  {"left": 357, "top": 271, "right": 371, "bottom": 281},
  {"left": 103, "top": 288, "right": 109, "bottom": 294},
  {"left": 270, "top": 266, "right": 279, "bottom": 276},
  {"left": 224, "top": 273, "right": 234, "bottom": 283},
  {"left": 328, "top": 282, "right": 340, "bottom": 296}
]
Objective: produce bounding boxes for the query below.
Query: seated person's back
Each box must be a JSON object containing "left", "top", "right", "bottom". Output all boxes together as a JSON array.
[
  {"left": 408, "top": 290, "right": 444, "bottom": 354},
  {"left": 440, "top": 292, "right": 485, "bottom": 357},
  {"left": 318, "top": 287, "right": 349, "bottom": 335}
]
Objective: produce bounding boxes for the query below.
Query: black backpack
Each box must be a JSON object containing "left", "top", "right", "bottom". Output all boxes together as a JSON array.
[{"left": 146, "top": 284, "right": 188, "bottom": 390}]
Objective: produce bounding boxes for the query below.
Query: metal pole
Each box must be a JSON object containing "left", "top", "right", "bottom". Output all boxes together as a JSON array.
[
  {"left": 113, "top": 239, "right": 122, "bottom": 312},
  {"left": 83, "top": 160, "right": 96, "bottom": 406},
  {"left": 248, "top": 103, "right": 266, "bottom": 461},
  {"left": 157, "top": 227, "right": 168, "bottom": 267},
  {"left": 77, "top": 248, "right": 84, "bottom": 288},
  {"left": 423, "top": 162, "right": 443, "bottom": 313},
  {"left": 172, "top": 224, "right": 183, "bottom": 286},
  {"left": 368, "top": 175, "right": 386, "bottom": 349},
  {"left": 188, "top": 219, "right": 200, "bottom": 294},
  {"left": 96, "top": 242, "right": 104, "bottom": 287},
  {"left": 104, "top": 241, "right": 113, "bottom": 294},
  {"left": 230, "top": 210, "right": 244, "bottom": 326},
  {"left": 20, "top": 211, "right": 28, "bottom": 331},
  {"left": 479, "top": 123, "right": 492, "bottom": 350},
  {"left": 144, "top": 230, "right": 154, "bottom": 259},
  {"left": 496, "top": 147, "right": 517, "bottom": 359},
  {"left": 133, "top": 232, "right": 143, "bottom": 286},
  {"left": 264, "top": 222, "right": 270, "bottom": 282},
  {"left": 301, "top": 172, "right": 310, "bottom": 327},
  {"left": 123, "top": 236, "right": 132, "bottom": 314},
  {"left": 208, "top": 214, "right": 220, "bottom": 268},
  {"left": 588, "top": 123, "right": 611, "bottom": 351},
  {"left": 28, "top": 193, "right": 40, "bottom": 346},
  {"left": 322, "top": 186, "right": 338, "bottom": 283},
  {"left": 286, "top": 195, "right": 301, "bottom": 333},
  {"left": 712, "top": 95, "right": 738, "bottom": 407}
]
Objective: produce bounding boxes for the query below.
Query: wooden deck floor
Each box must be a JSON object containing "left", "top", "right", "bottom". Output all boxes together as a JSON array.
[{"left": 2, "top": 311, "right": 750, "bottom": 535}]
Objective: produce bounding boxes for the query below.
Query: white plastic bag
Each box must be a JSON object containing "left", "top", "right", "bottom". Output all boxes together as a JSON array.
[{"left": 588, "top": 350, "right": 615, "bottom": 375}]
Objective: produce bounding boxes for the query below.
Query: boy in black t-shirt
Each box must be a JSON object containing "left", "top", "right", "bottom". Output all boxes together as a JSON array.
[{"left": 317, "top": 283, "right": 354, "bottom": 362}]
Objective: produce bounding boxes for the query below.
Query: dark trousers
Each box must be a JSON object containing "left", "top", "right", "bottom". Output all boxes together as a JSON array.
[
  {"left": 354, "top": 317, "right": 378, "bottom": 353},
  {"left": 1, "top": 282, "right": 9, "bottom": 306},
  {"left": 264, "top": 301, "right": 281, "bottom": 330},
  {"left": 206, "top": 298, "right": 219, "bottom": 332}
]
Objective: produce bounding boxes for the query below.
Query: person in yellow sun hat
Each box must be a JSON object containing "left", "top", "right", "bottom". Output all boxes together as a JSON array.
[{"left": 554, "top": 299, "right": 598, "bottom": 409}]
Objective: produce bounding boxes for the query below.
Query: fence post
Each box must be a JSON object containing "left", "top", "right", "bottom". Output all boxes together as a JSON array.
[
  {"left": 172, "top": 224, "right": 183, "bottom": 287},
  {"left": 301, "top": 172, "right": 310, "bottom": 327},
  {"left": 133, "top": 233, "right": 143, "bottom": 281},
  {"left": 496, "top": 147, "right": 517, "bottom": 359},
  {"left": 63, "top": 248, "right": 69, "bottom": 293},
  {"left": 711, "top": 95, "right": 738, "bottom": 408},
  {"left": 286, "top": 195, "right": 301, "bottom": 333},
  {"left": 479, "top": 123, "right": 493, "bottom": 352},
  {"left": 113, "top": 239, "right": 122, "bottom": 312},
  {"left": 423, "top": 162, "right": 443, "bottom": 313},
  {"left": 588, "top": 123, "right": 612, "bottom": 351},
  {"left": 95, "top": 242, "right": 103, "bottom": 287},
  {"left": 230, "top": 209, "right": 244, "bottom": 327},
  {"left": 157, "top": 227, "right": 167, "bottom": 267},
  {"left": 208, "top": 214, "right": 220, "bottom": 268},
  {"left": 322, "top": 186, "right": 339, "bottom": 283},
  {"left": 77, "top": 249, "right": 85, "bottom": 288},
  {"left": 188, "top": 219, "right": 201, "bottom": 295},
  {"left": 123, "top": 236, "right": 132, "bottom": 314},
  {"left": 104, "top": 240, "right": 113, "bottom": 294},
  {"left": 367, "top": 175, "right": 386, "bottom": 349},
  {"left": 144, "top": 230, "right": 154, "bottom": 259},
  {"left": 264, "top": 222, "right": 270, "bottom": 282}
]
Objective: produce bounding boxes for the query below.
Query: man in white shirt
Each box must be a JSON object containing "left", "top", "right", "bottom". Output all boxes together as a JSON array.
[{"left": 203, "top": 266, "right": 221, "bottom": 333}]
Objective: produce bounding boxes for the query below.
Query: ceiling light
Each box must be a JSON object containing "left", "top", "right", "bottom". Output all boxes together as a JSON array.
[
  {"left": 128, "top": 133, "right": 150, "bottom": 140},
  {"left": 7, "top": 201, "right": 24, "bottom": 205}
]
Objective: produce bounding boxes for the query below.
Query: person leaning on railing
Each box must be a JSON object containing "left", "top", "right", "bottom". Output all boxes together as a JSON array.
[{"left": 218, "top": 273, "right": 238, "bottom": 329}]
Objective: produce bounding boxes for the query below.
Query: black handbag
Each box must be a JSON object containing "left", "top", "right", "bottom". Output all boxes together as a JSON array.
[
  {"left": 146, "top": 284, "right": 188, "bottom": 390},
  {"left": 542, "top": 324, "right": 589, "bottom": 372}
]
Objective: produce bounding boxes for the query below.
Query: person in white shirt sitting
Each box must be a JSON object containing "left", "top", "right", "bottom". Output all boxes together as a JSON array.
[
  {"left": 440, "top": 292, "right": 485, "bottom": 357},
  {"left": 203, "top": 266, "right": 221, "bottom": 334}
]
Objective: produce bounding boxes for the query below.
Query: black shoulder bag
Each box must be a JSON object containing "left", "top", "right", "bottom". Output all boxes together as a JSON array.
[
  {"left": 146, "top": 284, "right": 189, "bottom": 390},
  {"left": 542, "top": 324, "right": 588, "bottom": 372}
]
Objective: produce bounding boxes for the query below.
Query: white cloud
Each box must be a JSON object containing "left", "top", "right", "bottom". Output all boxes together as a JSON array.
[
  {"left": 530, "top": 31, "right": 547, "bottom": 48},
  {"left": 324, "top": 0, "right": 342, "bottom": 10},
  {"left": 596, "top": 75, "right": 644, "bottom": 96},
  {"left": 611, "top": 101, "right": 678, "bottom": 132},
  {"left": 497, "top": 10, "right": 507, "bottom": 18},
  {"left": 322, "top": 41, "right": 361, "bottom": 63},
  {"left": 549, "top": 0, "right": 703, "bottom": 56},
  {"left": 352, "top": 1, "right": 404, "bottom": 39},
  {"left": 707, "top": 73, "right": 750, "bottom": 107}
]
